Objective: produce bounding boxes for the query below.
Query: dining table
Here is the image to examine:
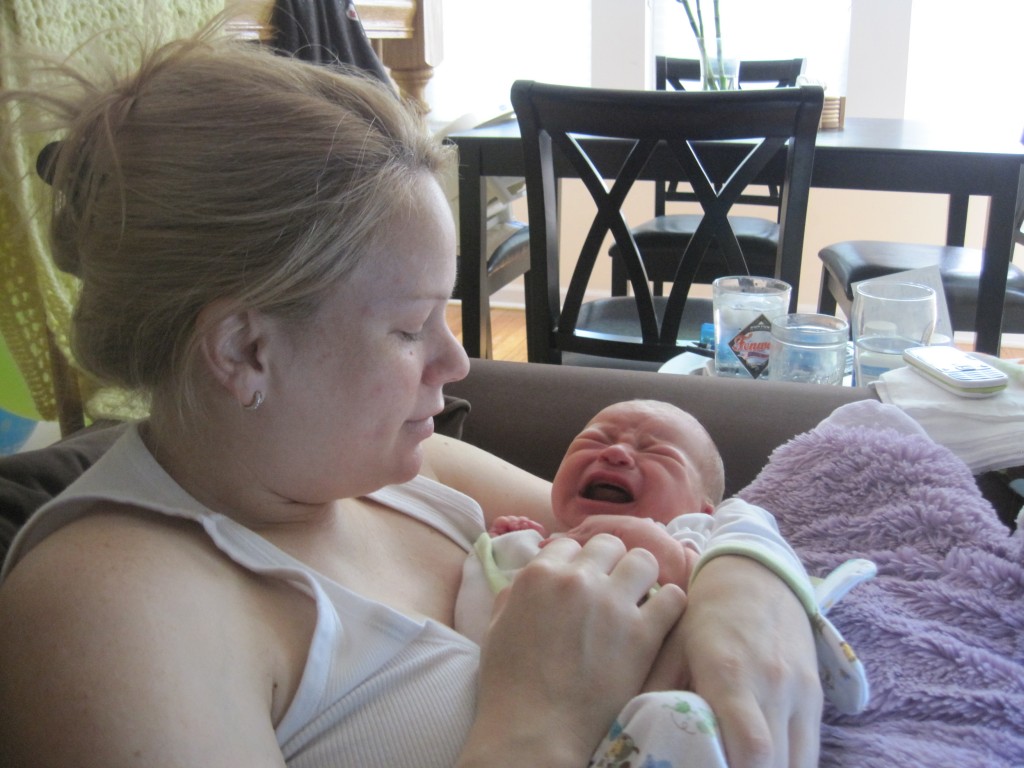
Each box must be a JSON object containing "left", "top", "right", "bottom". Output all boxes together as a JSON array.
[{"left": 449, "top": 116, "right": 1024, "bottom": 358}]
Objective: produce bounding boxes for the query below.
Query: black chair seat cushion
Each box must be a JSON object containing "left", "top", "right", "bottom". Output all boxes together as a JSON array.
[
  {"left": 820, "top": 240, "right": 1024, "bottom": 332},
  {"left": 611, "top": 214, "right": 779, "bottom": 282},
  {"left": 486, "top": 225, "right": 531, "bottom": 289},
  {"left": 452, "top": 224, "right": 530, "bottom": 305},
  {"left": 559, "top": 295, "right": 712, "bottom": 370}
]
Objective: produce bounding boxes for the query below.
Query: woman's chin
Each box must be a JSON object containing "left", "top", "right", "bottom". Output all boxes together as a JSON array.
[{"left": 394, "top": 441, "right": 427, "bottom": 482}]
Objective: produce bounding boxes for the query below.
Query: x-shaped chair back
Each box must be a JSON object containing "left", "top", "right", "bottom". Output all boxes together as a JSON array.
[{"left": 510, "top": 80, "right": 822, "bottom": 364}]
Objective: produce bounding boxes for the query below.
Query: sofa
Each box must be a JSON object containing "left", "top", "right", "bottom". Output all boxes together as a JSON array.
[
  {"left": 2, "top": 357, "right": 1023, "bottom": 764},
  {"left": 446, "top": 359, "right": 873, "bottom": 495}
]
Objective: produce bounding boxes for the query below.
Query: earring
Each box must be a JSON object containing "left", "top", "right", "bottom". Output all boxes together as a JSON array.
[{"left": 242, "top": 390, "right": 264, "bottom": 411}]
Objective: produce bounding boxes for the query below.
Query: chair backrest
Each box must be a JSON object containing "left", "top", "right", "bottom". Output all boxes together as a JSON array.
[
  {"left": 656, "top": 56, "right": 806, "bottom": 212},
  {"left": 511, "top": 80, "right": 823, "bottom": 364}
]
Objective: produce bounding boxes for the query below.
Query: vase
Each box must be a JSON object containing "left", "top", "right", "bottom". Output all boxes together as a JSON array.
[{"left": 698, "top": 38, "right": 739, "bottom": 90}]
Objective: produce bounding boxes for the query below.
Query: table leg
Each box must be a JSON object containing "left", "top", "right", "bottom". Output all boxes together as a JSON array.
[
  {"left": 945, "top": 193, "right": 969, "bottom": 247},
  {"left": 974, "top": 166, "right": 1022, "bottom": 354}
]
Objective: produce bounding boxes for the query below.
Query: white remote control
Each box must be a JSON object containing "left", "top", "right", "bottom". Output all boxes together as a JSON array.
[{"left": 902, "top": 346, "right": 1009, "bottom": 398}]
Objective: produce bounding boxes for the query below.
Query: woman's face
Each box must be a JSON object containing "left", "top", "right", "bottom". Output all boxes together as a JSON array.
[
  {"left": 260, "top": 174, "right": 469, "bottom": 503},
  {"left": 550, "top": 402, "right": 715, "bottom": 530}
]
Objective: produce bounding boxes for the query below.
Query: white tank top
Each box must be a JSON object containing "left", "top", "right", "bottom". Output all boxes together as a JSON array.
[{"left": 2, "top": 424, "right": 486, "bottom": 767}]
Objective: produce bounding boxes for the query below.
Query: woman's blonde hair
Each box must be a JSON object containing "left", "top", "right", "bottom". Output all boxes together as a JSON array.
[{"left": 12, "top": 29, "right": 451, "bottom": 411}]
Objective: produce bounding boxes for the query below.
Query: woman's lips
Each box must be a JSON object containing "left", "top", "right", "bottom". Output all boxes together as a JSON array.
[{"left": 405, "top": 415, "right": 435, "bottom": 441}]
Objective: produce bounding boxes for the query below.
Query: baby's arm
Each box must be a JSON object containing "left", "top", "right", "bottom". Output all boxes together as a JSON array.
[
  {"left": 489, "top": 515, "right": 548, "bottom": 537},
  {"left": 553, "top": 516, "right": 699, "bottom": 590}
]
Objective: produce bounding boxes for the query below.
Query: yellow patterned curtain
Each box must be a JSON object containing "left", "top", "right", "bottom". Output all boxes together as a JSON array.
[{"left": 0, "top": 0, "right": 222, "bottom": 424}]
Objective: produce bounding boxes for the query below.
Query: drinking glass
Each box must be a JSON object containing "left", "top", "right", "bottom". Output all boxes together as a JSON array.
[
  {"left": 768, "top": 313, "right": 849, "bottom": 385},
  {"left": 712, "top": 276, "right": 791, "bottom": 379},
  {"left": 852, "top": 281, "right": 936, "bottom": 386}
]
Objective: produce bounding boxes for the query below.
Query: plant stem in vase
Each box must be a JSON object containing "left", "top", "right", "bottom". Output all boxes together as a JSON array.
[{"left": 677, "top": 0, "right": 737, "bottom": 90}]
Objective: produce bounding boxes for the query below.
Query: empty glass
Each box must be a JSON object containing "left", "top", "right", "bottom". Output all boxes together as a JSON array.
[{"left": 769, "top": 314, "right": 849, "bottom": 385}]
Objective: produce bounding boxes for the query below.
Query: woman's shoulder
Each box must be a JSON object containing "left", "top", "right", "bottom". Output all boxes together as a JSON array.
[
  {"left": 0, "top": 504, "right": 307, "bottom": 765},
  {"left": 1, "top": 503, "right": 261, "bottom": 626}
]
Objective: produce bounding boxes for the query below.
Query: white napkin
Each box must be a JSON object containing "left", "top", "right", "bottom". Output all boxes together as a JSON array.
[{"left": 873, "top": 355, "right": 1024, "bottom": 473}]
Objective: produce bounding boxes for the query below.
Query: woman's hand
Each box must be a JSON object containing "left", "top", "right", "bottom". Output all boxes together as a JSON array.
[
  {"left": 643, "top": 555, "right": 822, "bottom": 768},
  {"left": 459, "top": 534, "right": 686, "bottom": 768},
  {"left": 551, "top": 515, "right": 699, "bottom": 590}
]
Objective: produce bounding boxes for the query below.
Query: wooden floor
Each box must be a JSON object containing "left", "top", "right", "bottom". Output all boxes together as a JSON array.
[
  {"left": 445, "top": 303, "right": 529, "bottom": 362},
  {"left": 446, "top": 302, "right": 1024, "bottom": 363}
]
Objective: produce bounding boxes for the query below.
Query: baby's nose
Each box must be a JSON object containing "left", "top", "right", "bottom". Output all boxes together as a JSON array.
[{"left": 599, "top": 443, "right": 634, "bottom": 466}]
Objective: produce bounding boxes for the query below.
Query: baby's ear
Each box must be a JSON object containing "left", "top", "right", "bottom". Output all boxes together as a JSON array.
[{"left": 700, "top": 498, "right": 715, "bottom": 515}]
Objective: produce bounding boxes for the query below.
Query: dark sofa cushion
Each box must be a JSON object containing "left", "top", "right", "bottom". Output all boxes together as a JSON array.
[{"left": 0, "top": 422, "right": 125, "bottom": 557}]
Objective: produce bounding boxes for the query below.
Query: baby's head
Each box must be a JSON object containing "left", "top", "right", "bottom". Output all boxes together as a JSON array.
[{"left": 551, "top": 400, "right": 725, "bottom": 530}]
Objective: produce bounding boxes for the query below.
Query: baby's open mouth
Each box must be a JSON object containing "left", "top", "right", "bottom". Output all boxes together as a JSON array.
[{"left": 582, "top": 482, "right": 634, "bottom": 504}]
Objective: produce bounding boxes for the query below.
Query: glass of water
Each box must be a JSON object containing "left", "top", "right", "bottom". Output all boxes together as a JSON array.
[
  {"left": 852, "top": 281, "right": 937, "bottom": 386},
  {"left": 712, "top": 276, "right": 791, "bottom": 379}
]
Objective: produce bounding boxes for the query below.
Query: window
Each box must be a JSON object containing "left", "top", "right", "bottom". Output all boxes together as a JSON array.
[
  {"left": 906, "top": 1, "right": 1024, "bottom": 130},
  {"left": 426, "top": 0, "right": 591, "bottom": 126}
]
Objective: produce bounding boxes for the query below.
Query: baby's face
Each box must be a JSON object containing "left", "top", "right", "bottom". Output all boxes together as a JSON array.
[{"left": 551, "top": 402, "right": 715, "bottom": 530}]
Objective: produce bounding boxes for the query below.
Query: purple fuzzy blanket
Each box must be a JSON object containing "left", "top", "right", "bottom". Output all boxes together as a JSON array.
[{"left": 740, "top": 401, "right": 1024, "bottom": 768}]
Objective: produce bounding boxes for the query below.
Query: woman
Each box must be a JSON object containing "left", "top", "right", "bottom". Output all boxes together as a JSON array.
[{"left": 0, "top": 28, "right": 820, "bottom": 767}]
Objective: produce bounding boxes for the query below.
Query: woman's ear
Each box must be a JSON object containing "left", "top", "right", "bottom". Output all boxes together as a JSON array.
[{"left": 195, "top": 299, "right": 268, "bottom": 405}]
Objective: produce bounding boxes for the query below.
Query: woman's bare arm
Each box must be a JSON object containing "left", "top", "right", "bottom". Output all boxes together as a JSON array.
[
  {"left": 422, "top": 434, "right": 556, "bottom": 532},
  {"left": 0, "top": 510, "right": 297, "bottom": 768}
]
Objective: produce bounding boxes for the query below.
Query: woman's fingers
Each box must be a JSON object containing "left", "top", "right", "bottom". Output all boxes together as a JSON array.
[
  {"left": 709, "top": 688, "right": 820, "bottom": 768},
  {"left": 712, "top": 696, "right": 776, "bottom": 768},
  {"left": 642, "top": 617, "right": 691, "bottom": 692},
  {"left": 477, "top": 533, "right": 686, "bottom": 762},
  {"left": 787, "top": 703, "right": 821, "bottom": 768},
  {"left": 534, "top": 533, "right": 665, "bottom": 606}
]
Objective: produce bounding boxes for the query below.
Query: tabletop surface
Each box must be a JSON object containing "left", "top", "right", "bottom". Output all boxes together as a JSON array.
[{"left": 450, "top": 116, "right": 1024, "bottom": 160}]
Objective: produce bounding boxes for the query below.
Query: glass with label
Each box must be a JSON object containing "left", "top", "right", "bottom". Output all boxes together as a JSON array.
[
  {"left": 712, "top": 276, "right": 791, "bottom": 378},
  {"left": 852, "top": 281, "right": 936, "bottom": 386}
]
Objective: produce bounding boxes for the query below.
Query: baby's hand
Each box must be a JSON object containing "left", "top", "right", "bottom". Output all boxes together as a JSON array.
[
  {"left": 489, "top": 515, "right": 548, "bottom": 537},
  {"left": 552, "top": 516, "right": 698, "bottom": 591}
]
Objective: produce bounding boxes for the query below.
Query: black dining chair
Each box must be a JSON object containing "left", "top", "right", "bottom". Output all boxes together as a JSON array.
[
  {"left": 609, "top": 56, "right": 807, "bottom": 298},
  {"left": 510, "top": 80, "right": 823, "bottom": 368},
  {"left": 816, "top": 198, "right": 1024, "bottom": 335}
]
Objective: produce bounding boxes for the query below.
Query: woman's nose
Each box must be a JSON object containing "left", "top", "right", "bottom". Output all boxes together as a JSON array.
[{"left": 434, "top": 323, "right": 471, "bottom": 385}]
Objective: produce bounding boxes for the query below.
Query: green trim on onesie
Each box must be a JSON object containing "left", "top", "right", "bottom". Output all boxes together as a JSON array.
[
  {"left": 690, "top": 542, "right": 819, "bottom": 617},
  {"left": 474, "top": 533, "right": 512, "bottom": 594}
]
